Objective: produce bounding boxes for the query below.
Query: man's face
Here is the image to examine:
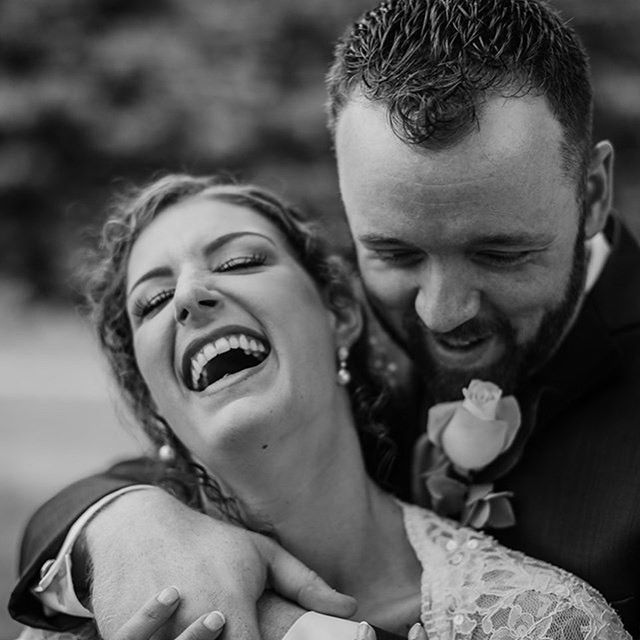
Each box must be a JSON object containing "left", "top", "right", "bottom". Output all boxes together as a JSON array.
[{"left": 336, "top": 94, "right": 587, "bottom": 400}]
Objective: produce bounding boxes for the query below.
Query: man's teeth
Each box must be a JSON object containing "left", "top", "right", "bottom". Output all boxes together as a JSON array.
[
  {"left": 190, "top": 334, "right": 268, "bottom": 390},
  {"left": 439, "top": 336, "right": 488, "bottom": 349}
]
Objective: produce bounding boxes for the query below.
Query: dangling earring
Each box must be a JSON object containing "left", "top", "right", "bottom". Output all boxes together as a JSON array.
[
  {"left": 154, "top": 414, "right": 177, "bottom": 464},
  {"left": 337, "top": 346, "right": 351, "bottom": 386},
  {"left": 158, "top": 442, "right": 176, "bottom": 463}
]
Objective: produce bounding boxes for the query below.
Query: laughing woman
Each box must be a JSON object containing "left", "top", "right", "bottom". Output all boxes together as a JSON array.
[{"left": 23, "top": 175, "right": 629, "bottom": 640}]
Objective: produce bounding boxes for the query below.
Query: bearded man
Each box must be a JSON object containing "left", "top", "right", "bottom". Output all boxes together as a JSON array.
[{"left": 10, "top": 0, "right": 640, "bottom": 638}]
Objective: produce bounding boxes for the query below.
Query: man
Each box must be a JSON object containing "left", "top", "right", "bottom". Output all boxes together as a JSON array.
[{"left": 10, "top": 0, "right": 640, "bottom": 638}]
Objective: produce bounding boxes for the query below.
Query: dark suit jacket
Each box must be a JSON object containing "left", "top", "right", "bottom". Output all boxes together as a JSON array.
[
  {"left": 9, "top": 220, "right": 640, "bottom": 637},
  {"left": 491, "top": 219, "right": 640, "bottom": 634}
]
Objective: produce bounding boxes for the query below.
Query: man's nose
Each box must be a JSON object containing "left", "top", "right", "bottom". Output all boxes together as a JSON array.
[
  {"left": 414, "top": 262, "right": 480, "bottom": 333},
  {"left": 173, "top": 274, "right": 221, "bottom": 325}
]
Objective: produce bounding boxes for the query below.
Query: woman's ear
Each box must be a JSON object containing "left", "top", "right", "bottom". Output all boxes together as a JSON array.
[
  {"left": 584, "top": 140, "right": 614, "bottom": 239},
  {"left": 327, "top": 282, "right": 364, "bottom": 351}
]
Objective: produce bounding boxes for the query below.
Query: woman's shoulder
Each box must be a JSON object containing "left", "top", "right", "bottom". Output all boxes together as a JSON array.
[{"left": 399, "top": 502, "right": 630, "bottom": 639}]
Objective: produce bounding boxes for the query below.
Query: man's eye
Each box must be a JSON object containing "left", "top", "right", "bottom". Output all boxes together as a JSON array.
[
  {"left": 216, "top": 253, "right": 267, "bottom": 272},
  {"left": 132, "top": 289, "right": 174, "bottom": 319},
  {"left": 370, "top": 249, "right": 422, "bottom": 266},
  {"left": 475, "top": 251, "right": 532, "bottom": 267}
]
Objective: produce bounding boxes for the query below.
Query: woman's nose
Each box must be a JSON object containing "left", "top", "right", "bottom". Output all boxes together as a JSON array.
[{"left": 173, "top": 276, "right": 221, "bottom": 325}]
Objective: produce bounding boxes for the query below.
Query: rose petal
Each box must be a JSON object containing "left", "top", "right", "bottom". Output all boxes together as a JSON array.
[
  {"left": 426, "top": 400, "right": 461, "bottom": 446},
  {"left": 495, "top": 395, "right": 522, "bottom": 450},
  {"left": 441, "top": 407, "right": 510, "bottom": 469}
]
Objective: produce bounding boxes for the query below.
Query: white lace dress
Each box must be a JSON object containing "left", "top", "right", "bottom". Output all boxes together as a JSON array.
[
  {"left": 16, "top": 504, "right": 630, "bottom": 640},
  {"left": 401, "top": 502, "right": 630, "bottom": 640}
]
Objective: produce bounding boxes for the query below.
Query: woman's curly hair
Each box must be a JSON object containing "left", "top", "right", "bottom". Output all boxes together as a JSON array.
[{"left": 85, "top": 174, "right": 395, "bottom": 518}]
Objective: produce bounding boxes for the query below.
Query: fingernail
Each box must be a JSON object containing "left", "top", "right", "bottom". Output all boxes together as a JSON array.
[
  {"left": 357, "top": 621, "right": 375, "bottom": 640},
  {"left": 203, "top": 611, "right": 225, "bottom": 632},
  {"left": 157, "top": 586, "right": 180, "bottom": 605},
  {"left": 408, "top": 623, "right": 422, "bottom": 640}
]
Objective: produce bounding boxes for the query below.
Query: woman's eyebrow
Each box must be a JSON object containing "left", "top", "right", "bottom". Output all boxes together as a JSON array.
[{"left": 127, "top": 231, "right": 276, "bottom": 296}]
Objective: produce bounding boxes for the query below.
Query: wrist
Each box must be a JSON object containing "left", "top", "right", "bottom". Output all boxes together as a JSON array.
[{"left": 84, "top": 486, "right": 172, "bottom": 550}]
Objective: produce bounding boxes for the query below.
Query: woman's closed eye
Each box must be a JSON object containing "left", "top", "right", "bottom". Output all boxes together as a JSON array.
[
  {"left": 131, "top": 253, "right": 268, "bottom": 320},
  {"left": 215, "top": 252, "right": 267, "bottom": 272},
  {"left": 132, "top": 289, "right": 174, "bottom": 319}
]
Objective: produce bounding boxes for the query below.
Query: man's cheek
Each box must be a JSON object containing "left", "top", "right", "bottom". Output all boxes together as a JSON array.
[
  {"left": 361, "top": 269, "right": 413, "bottom": 311},
  {"left": 505, "top": 305, "right": 549, "bottom": 344}
]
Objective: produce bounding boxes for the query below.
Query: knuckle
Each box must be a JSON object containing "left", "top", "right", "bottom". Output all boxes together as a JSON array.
[
  {"left": 141, "top": 605, "right": 164, "bottom": 621},
  {"left": 303, "top": 568, "right": 321, "bottom": 584}
]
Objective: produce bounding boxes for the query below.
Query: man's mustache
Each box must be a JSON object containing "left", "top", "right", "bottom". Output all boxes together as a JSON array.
[{"left": 407, "top": 315, "right": 511, "bottom": 344}]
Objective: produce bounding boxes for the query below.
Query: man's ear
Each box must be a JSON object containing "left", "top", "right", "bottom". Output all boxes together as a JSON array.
[{"left": 584, "top": 140, "right": 614, "bottom": 239}]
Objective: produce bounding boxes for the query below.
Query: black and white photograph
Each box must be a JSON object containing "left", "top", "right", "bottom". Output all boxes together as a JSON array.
[{"left": 1, "top": 1, "right": 640, "bottom": 638}]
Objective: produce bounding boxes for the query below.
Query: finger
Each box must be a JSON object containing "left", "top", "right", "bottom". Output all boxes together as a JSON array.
[
  {"left": 175, "top": 611, "right": 226, "bottom": 640},
  {"left": 408, "top": 622, "right": 428, "bottom": 640},
  {"left": 355, "top": 621, "right": 377, "bottom": 640},
  {"left": 261, "top": 541, "right": 357, "bottom": 617},
  {"left": 113, "top": 587, "right": 181, "bottom": 640}
]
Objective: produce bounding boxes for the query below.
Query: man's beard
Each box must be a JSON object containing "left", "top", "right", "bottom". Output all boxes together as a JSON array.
[{"left": 380, "top": 223, "right": 588, "bottom": 402}]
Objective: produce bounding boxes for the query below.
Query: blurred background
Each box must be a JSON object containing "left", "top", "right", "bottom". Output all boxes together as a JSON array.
[{"left": 1, "top": 0, "right": 639, "bottom": 637}]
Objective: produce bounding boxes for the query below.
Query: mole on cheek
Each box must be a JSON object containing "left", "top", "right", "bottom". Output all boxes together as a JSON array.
[{"left": 261, "top": 444, "right": 269, "bottom": 450}]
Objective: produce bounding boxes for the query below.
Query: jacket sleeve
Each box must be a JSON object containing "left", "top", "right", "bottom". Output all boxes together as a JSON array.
[{"left": 8, "top": 457, "right": 160, "bottom": 631}]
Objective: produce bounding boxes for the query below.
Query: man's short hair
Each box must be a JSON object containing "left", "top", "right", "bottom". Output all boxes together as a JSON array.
[{"left": 326, "top": 0, "right": 593, "bottom": 181}]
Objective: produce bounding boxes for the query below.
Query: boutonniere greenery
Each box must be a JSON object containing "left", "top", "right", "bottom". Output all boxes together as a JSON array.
[{"left": 413, "top": 380, "right": 521, "bottom": 529}]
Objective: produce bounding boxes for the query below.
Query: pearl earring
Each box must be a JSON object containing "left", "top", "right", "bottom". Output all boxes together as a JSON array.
[
  {"left": 158, "top": 443, "right": 176, "bottom": 463},
  {"left": 337, "top": 346, "right": 351, "bottom": 386}
]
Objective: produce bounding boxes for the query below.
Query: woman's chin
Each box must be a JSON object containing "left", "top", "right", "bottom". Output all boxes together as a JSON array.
[{"left": 174, "top": 355, "right": 284, "bottom": 451}]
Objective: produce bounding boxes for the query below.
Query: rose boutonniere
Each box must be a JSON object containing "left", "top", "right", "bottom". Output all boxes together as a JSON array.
[
  {"left": 428, "top": 380, "right": 521, "bottom": 472},
  {"left": 413, "top": 380, "right": 522, "bottom": 529}
]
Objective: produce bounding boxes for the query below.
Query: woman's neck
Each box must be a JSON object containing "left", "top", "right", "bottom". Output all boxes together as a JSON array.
[{"left": 201, "top": 401, "right": 421, "bottom": 626}]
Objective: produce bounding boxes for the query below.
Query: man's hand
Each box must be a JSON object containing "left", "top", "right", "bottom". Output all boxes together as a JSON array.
[{"left": 85, "top": 489, "right": 356, "bottom": 640}]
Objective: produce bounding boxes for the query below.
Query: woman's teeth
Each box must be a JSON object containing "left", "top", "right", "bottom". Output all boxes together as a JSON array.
[{"left": 189, "top": 334, "right": 268, "bottom": 391}]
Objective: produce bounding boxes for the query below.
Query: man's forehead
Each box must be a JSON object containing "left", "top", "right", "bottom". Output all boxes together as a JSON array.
[
  {"left": 336, "top": 94, "right": 574, "bottom": 243},
  {"left": 336, "top": 93, "right": 564, "bottom": 180}
]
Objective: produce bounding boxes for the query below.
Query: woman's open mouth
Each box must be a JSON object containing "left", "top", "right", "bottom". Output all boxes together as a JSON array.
[{"left": 182, "top": 331, "right": 271, "bottom": 392}]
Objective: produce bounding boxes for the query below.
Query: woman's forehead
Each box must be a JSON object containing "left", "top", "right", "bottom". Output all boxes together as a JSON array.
[{"left": 133, "top": 196, "right": 281, "bottom": 253}]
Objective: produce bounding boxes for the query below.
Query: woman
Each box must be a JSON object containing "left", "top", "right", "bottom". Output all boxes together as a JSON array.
[{"left": 25, "top": 174, "right": 629, "bottom": 640}]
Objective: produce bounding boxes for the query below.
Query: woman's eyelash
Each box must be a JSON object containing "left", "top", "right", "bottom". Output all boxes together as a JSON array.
[
  {"left": 132, "top": 289, "right": 174, "bottom": 319},
  {"left": 216, "top": 253, "right": 267, "bottom": 272},
  {"left": 131, "top": 254, "right": 267, "bottom": 320}
]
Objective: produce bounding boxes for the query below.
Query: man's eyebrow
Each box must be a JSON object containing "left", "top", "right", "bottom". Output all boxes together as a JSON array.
[
  {"left": 357, "top": 233, "right": 412, "bottom": 247},
  {"left": 358, "top": 232, "right": 552, "bottom": 247},
  {"left": 473, "top": 232, "right": 553, "bottom": 246},
  {"left": 127, "top": 231, "right": 276, "bottom": 296}
]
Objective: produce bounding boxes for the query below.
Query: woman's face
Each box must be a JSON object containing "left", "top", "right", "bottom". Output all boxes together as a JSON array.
[{"left": 125, "top": 195, "right": 350, "bottom": 459}]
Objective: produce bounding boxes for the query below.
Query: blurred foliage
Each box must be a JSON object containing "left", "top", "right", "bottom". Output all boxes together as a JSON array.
[{"left": 0, "top": 0, "right": 638, "bottom": 300}]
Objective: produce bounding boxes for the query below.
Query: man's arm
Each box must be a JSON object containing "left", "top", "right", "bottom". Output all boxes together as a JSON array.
[
  {"left": 10, "top": 476, "right": 366, "bottom": 640},
  {"left": 10, "top": 458, "right": 158, "bottom": 630}
]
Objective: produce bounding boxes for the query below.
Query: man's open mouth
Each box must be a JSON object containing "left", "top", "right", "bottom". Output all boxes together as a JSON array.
[
  {"left": 434, "top": 334, "right": 492, "bottom": 351},
  {"left": 182, "top": 332, "right": 271, "bottom": 392}
]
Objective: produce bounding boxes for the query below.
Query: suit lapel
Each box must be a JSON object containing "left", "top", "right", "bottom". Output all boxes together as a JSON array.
[
  {"left": 476, "top": 218, "right": 640, "bottom": 481},
  {"left": 531, "top": 218, "right": 640, "bottom": 426}
]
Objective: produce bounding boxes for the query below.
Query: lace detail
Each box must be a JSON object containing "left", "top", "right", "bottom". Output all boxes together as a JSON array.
[
  {"left": 401, "top": 503, "right": 630, "bottom": 640},
  {"left": 15, "top": 624, "right": 99, "bottom": 640}
]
